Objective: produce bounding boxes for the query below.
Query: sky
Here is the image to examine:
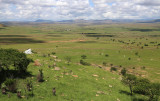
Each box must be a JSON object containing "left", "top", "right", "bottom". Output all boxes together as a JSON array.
[{"left": 0, "top": 0, "right": 160, "bottom": 21}]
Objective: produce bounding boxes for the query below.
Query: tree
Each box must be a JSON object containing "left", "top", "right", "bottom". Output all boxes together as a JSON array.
[
  {"left": 133, "top": 78, "right": 160, "bottom": 101},
  {"left": 0, "top": 48, "right": 33, "bottom": 73},
  {"left": 122, "top": 74, "right": 137, "bottom": 95}
]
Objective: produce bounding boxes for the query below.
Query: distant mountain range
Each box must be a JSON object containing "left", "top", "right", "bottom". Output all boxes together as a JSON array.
[
  {"left": 1, "top": 19, "right": 160, "bottom": 26},
  {"left": 35, "top": 19, "right": 53, "bottom": 22},
  {"left": 34, "top": 19, "right": 160, "bottom": 23}
]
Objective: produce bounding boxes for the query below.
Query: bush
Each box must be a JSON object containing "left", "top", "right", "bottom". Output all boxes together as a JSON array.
[
  {"left": 144, "top": 44, "right": 148, "bottom": 46},
  {"left": 51, "top": 52, "right": 56, "bottom": 55},
  {"left": 110, "top": 67, "right": 117, "bottom": 72},
  {"left": 0, "top": 48, "right": 33, "bottom": 73},
  {"left": 37, "top": 69, "right": 44, "bottom": 82},
  {"left": 105, "top": 54, "right": 109, "bottom": 57},
  {"left": 135, "top": 52, "right": 138, "bottom": 56},
  {"left": 141, "top": 46, "right": 144, "bottom": 49},
  {"left": 4, "top": 78, "right": 17, "bottom": 93},
  {"left": 81, "top": 55, "right": 87, "bottom": 59},
  {"left": 121, "top": 68, "right": 127, "bottom": 76},
  {"left": 80, "top": 60, "right": 90, "bottom": 66},
  {"left": 1, "top": 83, "right": 7, "bottom": 94},
  {"left": 26, "top": 78, "right": 33, "bottom": 91},
  {"left": 141, "top": 66, "right": 146, "bottom": 70},
  {"left": 102, "top": 62, "right": 107, "bottom": 66},
  {"left": 132, "top": 67, "right": 135, "bottom": 69}
]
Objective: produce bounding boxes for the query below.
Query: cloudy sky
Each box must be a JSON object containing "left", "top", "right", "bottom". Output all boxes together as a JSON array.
[{"left": 0, "top": 0, "right": 160, "bottom": 21}]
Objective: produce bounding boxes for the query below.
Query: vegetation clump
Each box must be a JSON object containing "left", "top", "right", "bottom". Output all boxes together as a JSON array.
[
  {"left": 81, "top": 55, "right": 87, "bottom": 59},
  {"left": 37, "top": 69, "right": 44, "bottom": 82},
  {"left": 4, "top": 78, "right": 17, "bottom": 93},
  {"left": 80, "top": 60, "right": 90, "bottom": 66},
  {"left": 0, "top": 48, "right": 33, "bottom": 73},
  {"left": 102, "top": 62, "right": 107, "bottom": 66},
  {"left": 121, "top": 68, "right": 127, "bottom": 76},
  {"left": 110, "top": 67, "right": 117, "bottom": 72}
]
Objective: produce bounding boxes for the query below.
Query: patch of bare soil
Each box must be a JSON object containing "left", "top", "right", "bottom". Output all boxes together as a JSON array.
[{"left": 47, "top": 39, "right": 85, "bottom": 43}]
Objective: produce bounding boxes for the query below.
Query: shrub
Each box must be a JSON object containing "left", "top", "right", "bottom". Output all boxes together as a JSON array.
[
  {"left": 135, "top": 52, "right": 138, "bottom": 56},
  {"left": 102, "top": 62, "right": 107, "bottom": 66},
  {"left": 80, "top": 60, "right": 90, "bottom": 66},
  {"left": 26, "top": 78, "right": 33, "bottom": 91},
  {"left": 144, "top": 44, "right": 148, "bottom": 46},
  {"left": 105, "top": 54, "right": 109, "bottom": 57},
  {"left": 1, "top": 83, "right": 7, "bottom": 94},
  {"left": 81, "top": 55, "right": 87, "bottom": 59},
  {"left": 121, "top": 68, "right": 127, "bottom": 76},
  {"left": 37, "top": 69, "right": 44, "bottom": 82},
  {"left": 0, "top": 48, "right": 33, "bottom": 73},
  {"left": 141, "top": 66, "right": 146, "bottom": 70},
  {"left": 51, "top": 52, "right": 56, "bottom": 55},
  {"left": 110, "top": 67, "right": 117, "bottom": 72},
  {"left": 4, "top": 78, "right": 17, "bottom": 93},
  {"left": 132, "top": 67, "right": 135, "bottom": 69}
]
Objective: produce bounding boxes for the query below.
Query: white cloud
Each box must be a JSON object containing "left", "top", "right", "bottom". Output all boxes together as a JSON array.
[{"left": 0, "top": 0, "right": 160, "bottom": 21}]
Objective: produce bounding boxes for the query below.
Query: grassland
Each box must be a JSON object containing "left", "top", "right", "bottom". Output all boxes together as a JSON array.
[{"left": 0, "top": 23, "right": 160, "bottom": 101}]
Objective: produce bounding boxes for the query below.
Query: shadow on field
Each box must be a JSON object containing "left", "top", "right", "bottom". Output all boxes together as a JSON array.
[
  {"left": 86, "top": 35, "right": 115, "bottom": 37},
  {"left": 46, "top": 35, "right": 62, "bottom": 37},
  {"left": 0, "top": 27, "right": 6, "bottom": 30},
  {"left": 0, "top": 35, "right": 27, "bottom": 37},
  {"left": 0, "top": 70, "right": 33, "bottom": 85},
  {"left": 77, "top": 41, "right": 97, "bottom": 43},
  {"left": 128, "top": 28, "right": 160, "bottom": 32},
  {"left": 131, "top": 97, "right": 147, "bottom": 101},
  {"left": 119, "top": 90, "right": 131, "bottom": 95},
  {"left": 149, "top": 35, "right": 160, "bottom": 37},
  {"left": 119, "top": 90, "right": 147, "bottom": 101},
  {"left": 0, "top": 38, "right": 44, "bottom": 44},
  {"left": 83, "top": 33, "right": 101, "bottom": 35}
]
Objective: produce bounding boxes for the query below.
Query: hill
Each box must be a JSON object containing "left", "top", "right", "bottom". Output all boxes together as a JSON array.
[{"left": 0, "top": 23, "right": 5, "bottom": 27}]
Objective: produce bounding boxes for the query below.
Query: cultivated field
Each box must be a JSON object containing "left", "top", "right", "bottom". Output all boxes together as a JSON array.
[{"left": 0, "top": 23, "right": 160, "bottom": 101}]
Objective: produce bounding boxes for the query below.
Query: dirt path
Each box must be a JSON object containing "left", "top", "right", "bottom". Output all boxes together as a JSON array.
[{"left": 47, "top": 39, "right": 85, "bottom": 43}]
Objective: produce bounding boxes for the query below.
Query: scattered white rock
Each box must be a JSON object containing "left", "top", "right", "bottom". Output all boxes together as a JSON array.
[
  {"left": 93, "top": 74, "right": 99, "bottom": 77},
  {"left": 24, "top": 48, "right": 32, "bottom": 54},
  {"left": 109, "top": 85, "right": 112, "bottom": 88},
  {"left": 117, "top": 98, "right": 120, "bottom": 101},
  {"left": 54, "top": 67, "right": 60, "bottom": 71}
]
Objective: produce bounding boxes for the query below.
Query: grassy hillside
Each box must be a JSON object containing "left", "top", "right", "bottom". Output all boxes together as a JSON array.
[{"left": 0, "top": 23, "right": 159, "bottom": 100}]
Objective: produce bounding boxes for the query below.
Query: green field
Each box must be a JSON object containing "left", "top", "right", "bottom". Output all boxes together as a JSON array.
[{"left": 0, "top": 23, "right": 160, "bottom": 101}]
